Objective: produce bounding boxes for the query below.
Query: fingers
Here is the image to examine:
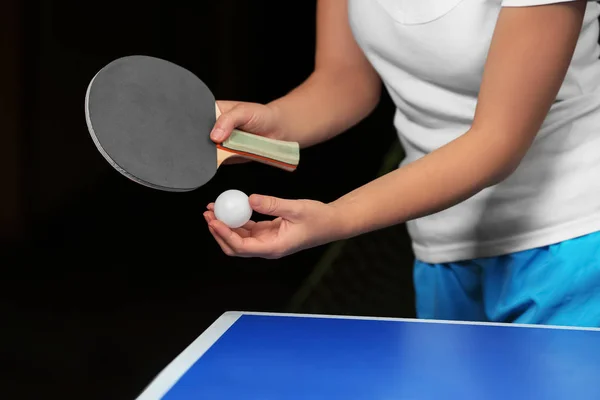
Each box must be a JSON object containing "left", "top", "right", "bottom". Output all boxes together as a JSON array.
[
  {"left": 204, "top": 211, "right": 245, "bottom": 256},
  {"left": 210, "top": 102, "right": 256, "bottom": 143},
  {"left": 205, "top": 217, "right": 284, "bottom": 259},
  {"left": 209, "top": 220, "right": 260, "bottom": 258},
  {"left": 204, "top": 210, "right": 254, "bottom": 236},
  {"left": 203, "top": 211, "right": 233, "bottom": 253},
  {"left": 249, "top": 194, "right": 303, "bottom": 221},
  {"left": 208, "top": 224, "right": 236, "bottom": 255},
  {"left": 204, "top": 200, "right": 293, "bottom": 259}
]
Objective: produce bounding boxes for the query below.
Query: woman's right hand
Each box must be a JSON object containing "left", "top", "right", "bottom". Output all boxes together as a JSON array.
[{"left": 210, "top": 101, "right": 287, "bottom": 165}]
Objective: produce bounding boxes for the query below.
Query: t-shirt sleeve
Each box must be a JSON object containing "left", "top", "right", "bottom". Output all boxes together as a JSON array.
[{"left": 502, "top": 0, "right": 597, "bottom": 6}]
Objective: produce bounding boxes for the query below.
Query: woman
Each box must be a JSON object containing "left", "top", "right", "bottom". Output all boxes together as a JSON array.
[{"left": 204, "top": 0, "right": 600, "bottom": 327}]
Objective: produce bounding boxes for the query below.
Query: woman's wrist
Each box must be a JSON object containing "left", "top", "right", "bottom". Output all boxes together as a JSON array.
[
  {"left": 327, "top": 197, "right": 362, "bottom": 241},
  {"left": 265, "top": 100, "right": 289, "bottom": 142}
]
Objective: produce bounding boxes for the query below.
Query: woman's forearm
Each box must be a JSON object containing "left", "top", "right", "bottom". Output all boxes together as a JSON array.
[
  {"left": 329, "top": 128, "right": 525, "bottom": 240},
  {"left": 267, "top": 67, "right": 381, "bottom": 148}
]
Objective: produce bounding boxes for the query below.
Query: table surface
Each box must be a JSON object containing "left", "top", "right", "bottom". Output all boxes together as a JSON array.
[{"left": 135, "top": 311, "right": 600, "bottom": 400}]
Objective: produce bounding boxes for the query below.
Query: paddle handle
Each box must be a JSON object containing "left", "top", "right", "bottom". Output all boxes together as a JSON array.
[{"left": 214, "top": 104, "right": 300, "bottom": 171}]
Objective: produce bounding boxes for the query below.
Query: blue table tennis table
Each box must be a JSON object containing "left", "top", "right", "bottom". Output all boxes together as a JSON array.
[{"left": 135, "top": 311, "right": 600, "bottom": 399}]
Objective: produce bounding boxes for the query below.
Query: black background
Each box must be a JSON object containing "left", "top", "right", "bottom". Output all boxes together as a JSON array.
[{"left": 2, "top": 1, "right": 414, "bottom": 399}]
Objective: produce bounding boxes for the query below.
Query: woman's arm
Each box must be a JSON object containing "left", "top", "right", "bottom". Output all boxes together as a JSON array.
[
  {"left": 268, "top": 0, "right": 381, "bottom": 148},
  {"left": 212, "top": 0, "right": 382, "bottom": 149},
  {"left": 330, "top": 1, "right": 587, "bottom": 239}
]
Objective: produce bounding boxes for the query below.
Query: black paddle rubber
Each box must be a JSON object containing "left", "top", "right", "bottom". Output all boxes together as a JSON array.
[{"left": 85, "top": 55, "right": 218, "bottom": 191}]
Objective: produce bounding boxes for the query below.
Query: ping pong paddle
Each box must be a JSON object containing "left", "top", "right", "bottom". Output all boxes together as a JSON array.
[{"left": 84, "top": 55, "right": 300, "bottom": 192}]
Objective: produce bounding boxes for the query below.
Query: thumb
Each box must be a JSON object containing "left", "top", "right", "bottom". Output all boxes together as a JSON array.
[
  {"left": 211, "top": 102, "right": 255, "bottom": 143},
  {"left": 249, "top": 194, "right": 302, "bottom": 220}
]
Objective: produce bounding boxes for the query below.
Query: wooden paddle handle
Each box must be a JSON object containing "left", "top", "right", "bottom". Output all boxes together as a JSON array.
[{"left": 214, "top": 104, "right": 300, "bottom": 171}]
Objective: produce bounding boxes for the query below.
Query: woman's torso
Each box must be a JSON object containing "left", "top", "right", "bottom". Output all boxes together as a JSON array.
[{"left": 348, "top": 0, "right": 600, "bottom": 263}]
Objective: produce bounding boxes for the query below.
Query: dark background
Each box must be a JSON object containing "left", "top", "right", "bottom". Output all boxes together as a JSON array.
[{"left": 1, "top": 1, "right": 415, "bottom": 399}]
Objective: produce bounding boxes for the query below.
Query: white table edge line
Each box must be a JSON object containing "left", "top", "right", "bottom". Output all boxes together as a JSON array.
[{"left": 134, "top": 312, "right": 242, "bottom": 400}]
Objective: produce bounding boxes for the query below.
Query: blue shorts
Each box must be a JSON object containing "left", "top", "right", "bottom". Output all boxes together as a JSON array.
[{"left": 413, "top": 230, "right": 600, "bottom": 328}]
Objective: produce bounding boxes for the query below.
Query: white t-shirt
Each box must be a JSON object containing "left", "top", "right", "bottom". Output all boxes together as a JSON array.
[{"left": 348, "top": 0, "right": 600, "bottom": 263}]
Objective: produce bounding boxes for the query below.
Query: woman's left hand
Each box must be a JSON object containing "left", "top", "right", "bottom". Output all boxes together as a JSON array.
[{"left": 203, "top": 194, "right": 343, "bottom": 259}]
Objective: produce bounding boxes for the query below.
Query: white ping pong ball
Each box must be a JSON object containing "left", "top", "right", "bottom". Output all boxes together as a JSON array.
[{"left": 214, "top": 189, "right": 253, "bottom": 228}]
